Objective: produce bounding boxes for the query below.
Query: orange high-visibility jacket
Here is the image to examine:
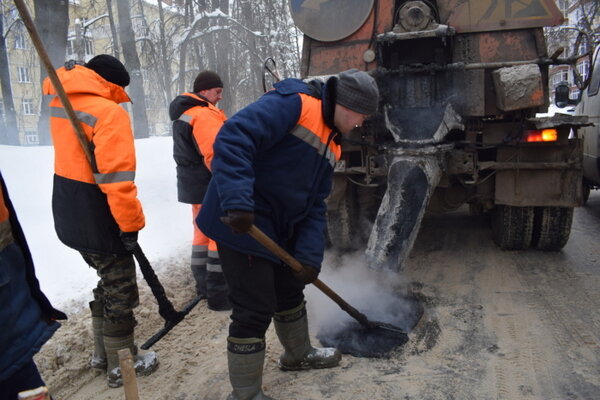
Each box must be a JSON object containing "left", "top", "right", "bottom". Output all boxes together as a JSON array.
[
  {"left": 43, "top": 65, "right": 144, "bottom": 255},
  {"left": 170, "top": 92, "right": 227, "bottom": 204}
]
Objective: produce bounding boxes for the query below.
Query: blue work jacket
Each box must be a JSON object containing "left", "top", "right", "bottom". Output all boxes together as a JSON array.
[{"left": 198, "top": 78, "right": 340, "bottom": 270}]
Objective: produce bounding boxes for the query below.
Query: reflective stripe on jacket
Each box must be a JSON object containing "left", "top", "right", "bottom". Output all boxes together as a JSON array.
[
  {"left": 0, "top": 171, "right": 66, "bottom": 381},
  {"left": 170, "top": 92, "right": 227, "bottom": 204},
  {"left": 198, "top": 78, "right": 340, "bottom": 269},
  {"left": 42, "top": 65, "right": 144, "bottom": 254}
]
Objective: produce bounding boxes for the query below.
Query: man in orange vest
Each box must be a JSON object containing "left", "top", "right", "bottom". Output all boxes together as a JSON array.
[
  {"left": 170, "top": 71, "right": 230, "bottom": 311},
  {"left": 0, "top": 171, "right": 66, "bottom": 399},
  {"left": 198, "top": 69, "right": 379, "bottom": 399},
  {"left": 43, "top": 55, "right": 158, "bottom": 388}
]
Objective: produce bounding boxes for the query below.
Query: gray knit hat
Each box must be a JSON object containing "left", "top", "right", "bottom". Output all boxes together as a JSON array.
[{"left": 336, "top": 69, "right": 379, "bottom": 115}]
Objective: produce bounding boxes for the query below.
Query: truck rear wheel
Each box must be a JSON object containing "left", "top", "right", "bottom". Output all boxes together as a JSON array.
[
  {"left": 327, "top": 182, "right": 381, "bottom": 251},
  {"left": 327, "top": 183, "right": 360, "bottom": 251},
  {"left": 491, "top": 205, "right": 534, "bottom": 250},
  {"left": 531, "top": 207, "right": 573, "bottom": 251},
  {"left": 582, "top": 182, "right": 591, "bottom": 205}
]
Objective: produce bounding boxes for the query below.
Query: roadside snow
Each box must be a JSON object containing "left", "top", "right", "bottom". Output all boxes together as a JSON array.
[{"left": 0, "top": 137, "right": 190, "bottom": 311}]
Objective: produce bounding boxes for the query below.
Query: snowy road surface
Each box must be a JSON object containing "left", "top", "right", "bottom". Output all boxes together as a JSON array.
[{"left": 35, "top": 190, "right": 600, "bottom": 399}]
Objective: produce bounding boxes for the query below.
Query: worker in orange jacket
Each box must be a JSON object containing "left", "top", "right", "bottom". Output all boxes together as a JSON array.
[
  {"left": 169, "top": 71, "right": 230, "bottom": 311},
  {"left": 42, "top": 55, "right": 158, "bottom": 388}
]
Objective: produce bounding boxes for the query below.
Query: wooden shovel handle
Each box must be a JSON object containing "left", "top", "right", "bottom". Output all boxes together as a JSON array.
[
  {"left": 247, "top": 225, "right": 372, "bottom": 328},
  {"left": 118, "top": 348, "right": 140, "bottom": 400}
]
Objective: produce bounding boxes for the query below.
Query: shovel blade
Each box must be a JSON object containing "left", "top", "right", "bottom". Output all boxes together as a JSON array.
[{"left": 140, "top": 294, "right": 203, "bottom": 350}]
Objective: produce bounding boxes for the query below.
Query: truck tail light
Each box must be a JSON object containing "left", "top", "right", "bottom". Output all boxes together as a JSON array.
[{"left": 523, "top": 129, "right": 558, "bottom": 143}]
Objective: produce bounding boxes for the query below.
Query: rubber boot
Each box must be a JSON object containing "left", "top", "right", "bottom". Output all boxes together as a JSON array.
[
  {"left": 89, "top": 301, "right": 107, "bottom": 370},
  {"left": 226, "top": 337, "right": 274, "bottom": 400},
  {"left": 103, "top": 318, "right": 159, "bottom": 388},
  {"left": 274, "top": 302, "right": 341, "bottom": 371}
]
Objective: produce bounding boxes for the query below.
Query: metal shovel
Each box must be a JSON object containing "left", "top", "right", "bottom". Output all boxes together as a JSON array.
[
  {"left": 248, "top": 225, "right": 408, "bottom": 337},
  {"left": 12, "top": 0, "right": 201, "bottom": 350},
  {"left": 132, "top": 245, "right": 203, "bottom": 349}
]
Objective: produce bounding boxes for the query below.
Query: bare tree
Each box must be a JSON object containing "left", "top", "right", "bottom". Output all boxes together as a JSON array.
[
  {"left": 105, "top": 0, "right": 121, "bottom": 58},
  {"left": 546, "top": 0, "right": 600, "bottom": 56},
  {"left": 34, "top": 0, "right": 69, "bottom": 145},
  {"left": 116, "top": 0, "right": 149, "bottom": 138},
  {"left": 156, "top": 0, "right": 173, "bottom": 105},
  {"left": 0, "top": 9, "right": 19, "bottom": 145}
]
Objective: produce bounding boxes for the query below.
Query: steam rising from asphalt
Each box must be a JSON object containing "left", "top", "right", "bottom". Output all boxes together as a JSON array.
[{"left": 305, "top": 249, "right": 413, "bottom": 336}]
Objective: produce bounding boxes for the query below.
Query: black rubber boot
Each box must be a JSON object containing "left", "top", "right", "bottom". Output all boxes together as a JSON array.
[
  {"left": 226, "top": 337, "right": 274, "bottom": 400},
  {"left": 274, "top": 302, "right": 341, "bottom": 371},
  {"left": 191, "top": 264, "right": 207, "bottom": 298}
]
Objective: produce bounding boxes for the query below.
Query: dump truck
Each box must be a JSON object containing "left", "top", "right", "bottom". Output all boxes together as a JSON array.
[{"left": 289, "top": 0, "right": 592, "bottom": 271}]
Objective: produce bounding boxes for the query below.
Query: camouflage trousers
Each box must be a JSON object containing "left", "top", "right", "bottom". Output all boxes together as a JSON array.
[{"left": 80, "top": 251, "right": 139, "bottom": 334}]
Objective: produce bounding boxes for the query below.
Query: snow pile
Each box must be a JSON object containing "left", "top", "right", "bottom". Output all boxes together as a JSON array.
[{"left": 0, "top": 137, "right": 190, "bottom": 311}]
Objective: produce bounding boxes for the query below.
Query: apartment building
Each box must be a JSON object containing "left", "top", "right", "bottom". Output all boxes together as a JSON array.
[
  {"left": 548, "top": 0, "right": 599, "bottom": 103},
  {"left": 1, "top": 0, "right": 174, "bottom": 145}
]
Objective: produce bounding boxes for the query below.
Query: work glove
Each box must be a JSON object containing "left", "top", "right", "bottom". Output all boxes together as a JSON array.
[
  {"left": 220, "top": 210, "right": 254, "bottom": 234},
  {"left": 293, "top": 264, "right": 319, "bottom": 285},
  {"left": 120, "top": 231, "right": 139, "bottom": 252}
]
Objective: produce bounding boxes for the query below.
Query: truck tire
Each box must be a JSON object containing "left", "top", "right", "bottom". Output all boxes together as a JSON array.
[
  {"left": 327, "top": 182, "right": 381, "bottom": 251},
  {"left": 531, "top": 207, "right": 573, "bottom": 251},
  {"left": 582, "top": 182, "right": 591, "bottom": 206},
  {"left": 491, "top": 205, "right": 534, "bottom": 250},
  {"left": 327, "top": 183, "right": 360, "bottom": 251}
]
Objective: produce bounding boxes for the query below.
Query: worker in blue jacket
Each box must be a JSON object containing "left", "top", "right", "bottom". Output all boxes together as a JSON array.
[
  {"left": 198, "top": 69, "right": 379, "bottom": 400},
  {"left": 0, "top": 170, "right": 67, "bottom": 399}
]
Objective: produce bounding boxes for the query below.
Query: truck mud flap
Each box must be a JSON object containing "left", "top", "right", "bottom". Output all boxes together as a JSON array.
[{"left": 366, "top": 158, "right": 441, "bottom": 272}]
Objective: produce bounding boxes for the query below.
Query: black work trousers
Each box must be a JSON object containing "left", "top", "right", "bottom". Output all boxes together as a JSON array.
[{"left": 217, "top": 243, "right": 305, "bottom": 338}]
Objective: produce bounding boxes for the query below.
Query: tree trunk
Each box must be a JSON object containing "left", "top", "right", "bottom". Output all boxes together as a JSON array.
[
  {"left": 0, "top": 15, "right": 19, "bottom": 145},
  {"left": 105, "top": 0, "right": 121, "bottom": 58},
  {"left": 157, "top": 0, "right": 173, "bottom": 112},
  {"left": 204, "top": 0, "right": 232, "bottom": 114},
  {"left": 34, "top": 0, "right": 69, "bottom": 146},
  {"left": 116, "top": 0, "right": 149, "bottom": 138}
]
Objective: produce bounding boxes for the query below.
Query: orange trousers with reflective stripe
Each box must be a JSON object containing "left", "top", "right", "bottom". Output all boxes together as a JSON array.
[{"left": 192, "top": 204, "right": 217, "bottom": 252}]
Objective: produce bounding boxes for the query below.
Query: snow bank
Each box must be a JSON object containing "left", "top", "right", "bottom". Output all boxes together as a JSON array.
[{"left": 0, "top": 137, "right": 190, "bottom": 310}]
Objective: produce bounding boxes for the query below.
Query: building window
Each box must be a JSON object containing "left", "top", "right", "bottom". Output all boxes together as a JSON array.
[
  {"left": 22, "top": 99, "right": 34, "bottom": 115},
  {"left": 571, "top": 89, "right": 580, "bottom": 99},
  {"left": 577, "top": 60, "right": 590, "bottom": 82},
  {"left": 17, "top": 67, "right": 30, "bottom": 83},
  {"left": 25, "top": 130, "right": 39, "bottom": 145},
  {"left": 66, "top": 38, "right": 74, "bottom": 56},
  {"left": 552, "top": 68, "right": 571, "bottom": 87},
  {"left": 67, "top": 37, "right": 95, "bottom": 58},
  {"left": 14, "top": 31, "right": 26, "bottom": 49},
  {"left": 84, "top": 38, "right": 94, "bottom": 56}
]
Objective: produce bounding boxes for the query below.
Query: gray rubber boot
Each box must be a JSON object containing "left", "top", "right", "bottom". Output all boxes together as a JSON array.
[
  {"left": 226, "top": 337, "right": 274, "bottom": 400},
  {"left": 274, "top": 302, "right": 341, "bottom": 371},
  {"left": 103, "top": 317, "right": 158, "bottom": 388},
  {"left": 89, "top": 301, "right": 107, "bottom": 370}
]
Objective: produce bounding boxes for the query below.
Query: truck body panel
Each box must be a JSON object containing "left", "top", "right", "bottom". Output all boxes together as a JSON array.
[{"left": 291, "top": 0, "right": 588, "bottom": 270}]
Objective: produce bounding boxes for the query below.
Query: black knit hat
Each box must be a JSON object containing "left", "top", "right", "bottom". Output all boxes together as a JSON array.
[
  {"left": 85, "top": 54, "right": 130, "bottom": 87},
  {"left": 336, "top": 69, "right": 379, "bottom": 115},
  {"left": 193, "top": 70, "right": 223, "bottom": 92}
]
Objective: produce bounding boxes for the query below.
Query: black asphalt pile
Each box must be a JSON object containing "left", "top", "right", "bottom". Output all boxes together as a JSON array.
[{"left": 316, "top": 293, "right": 423, "bottom": 358}]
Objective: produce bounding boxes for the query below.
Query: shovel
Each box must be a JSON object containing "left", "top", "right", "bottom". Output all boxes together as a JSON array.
[
  {"left": 248, "top": 225, "right": 408, "bottom": 337},
  {"left": 132, "top": 245, "right": 203, "bottom": 350},
  {"left": 12, "top": 0, "right": 200, "bottom": 350}
]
